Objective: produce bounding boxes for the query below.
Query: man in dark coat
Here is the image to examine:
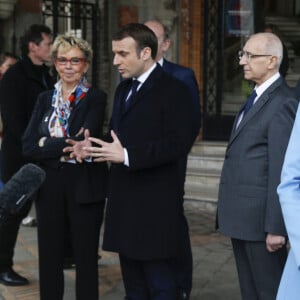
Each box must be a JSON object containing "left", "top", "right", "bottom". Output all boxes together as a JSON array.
[
  {"left": 145, "top": 19, "right": 201, "bottom": 299},
  {"left": 145, "top": 19, "right": 201, "bottom": 135},
  {"left": 0, "top": 24, "right": 53, "bottom": 285},
  {"left": 66, "top": 23, "right": 194, "bottom": 299},
  {"left": 217, "top": 32, "right": 299, "bottom": 300}
]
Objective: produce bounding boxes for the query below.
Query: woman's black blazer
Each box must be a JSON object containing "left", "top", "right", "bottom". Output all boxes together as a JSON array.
[{"left": 22, "top": 87, "right": 108, "bottom": 203}]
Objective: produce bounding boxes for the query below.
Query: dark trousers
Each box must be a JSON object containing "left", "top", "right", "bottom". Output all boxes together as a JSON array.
[
  {"left": 231, "top": 238, "right": 287, "bottom": 300},
  {"left": 169, "top": 209, "right": 193, "bottom": 298},
  {"left": 172, "top": 155, "right": 193, "bottom": 298},
  {"left": 120, "top": 255, "right": 176, "bottom": 300},
  {"left": 36, "top": 165, "right": 105, "bottom": 300},
  {"left": 0, "top": 201, "right": 31, "bottom": 272},
  {"left": 0, "top": 154, "right": 31, "bottom": 273}
]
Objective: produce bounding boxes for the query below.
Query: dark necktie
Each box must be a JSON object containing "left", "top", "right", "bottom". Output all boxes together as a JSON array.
[
  {"left": 243, "top": 90, "right": 257, "bottom": 116},
  {"left": 124, "top": 79, "right": 140, "bottom": 111}
]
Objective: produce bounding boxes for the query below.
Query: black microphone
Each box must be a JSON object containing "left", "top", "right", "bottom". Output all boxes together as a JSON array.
[{"left": 0, "top": 163, "right": 46, "bottom": 223}]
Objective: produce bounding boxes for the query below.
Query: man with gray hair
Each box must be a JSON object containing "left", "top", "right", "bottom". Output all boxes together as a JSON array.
[{"left": 217, "top": 32, "right": 298, "bottom": 299}]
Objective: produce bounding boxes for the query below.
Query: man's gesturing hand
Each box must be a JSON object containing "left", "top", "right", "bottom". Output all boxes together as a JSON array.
[{"left": 84, "top": 130, "right": 125, "bottom": 163}]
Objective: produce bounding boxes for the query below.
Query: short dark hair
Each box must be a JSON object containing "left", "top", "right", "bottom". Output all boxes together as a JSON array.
[
  {"left": 113, "top": 23, "right": 157, "bottom": 60},
  {"left": 20, "top": 24, "right": 52, "bottom": 56}
]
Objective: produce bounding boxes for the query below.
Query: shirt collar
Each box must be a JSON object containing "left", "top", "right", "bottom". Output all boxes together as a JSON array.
[
  {"left": 254, "top": 72, "right": 280, "bottom": 101},
  {"left": 133, "top": 62, "right": 157, "bottom": 90},
  {"left": 157, "top": 58, "right": 164, "bottom": 66}
]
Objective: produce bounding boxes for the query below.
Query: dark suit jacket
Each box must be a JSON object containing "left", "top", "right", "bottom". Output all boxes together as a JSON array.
[
  {"left": 217, "top": 77, "right": 298, "bottom": 241},
  {"left": 280, "top": 43, "right": 289, "bottom": 78},
  {"left": 22, "top": 87, "right": 108, "bottom": 203},
  {"left": 162, "top": 59, "right": 201, "bottom": 133},
  {"left": 102, "top": 65, "right": 194, "bottom": 260},
  {"left": 0, "top": 56, "right": 54, "bottom": 182},
  {"left": 293, "top": 79, "right": 300, "bottom": 99}
]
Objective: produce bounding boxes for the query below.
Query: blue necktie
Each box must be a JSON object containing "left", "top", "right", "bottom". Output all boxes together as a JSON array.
[
  {"left": 124, "top": 80, "right": 140, "bottom": 111},
  {"left": 243, "top": 90, "right": 257, "bottom": 116}
]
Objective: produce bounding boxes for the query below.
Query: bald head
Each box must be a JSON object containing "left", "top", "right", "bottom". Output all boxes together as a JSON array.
[
  {"left": 144, "top": 20, "right": 171, "bottom": 61},
  {"left": 240, "top": 32, "right": 284, "bottom": 85},
  {"left": 249, "top": 33, "right": 283, "bottom": 67}
]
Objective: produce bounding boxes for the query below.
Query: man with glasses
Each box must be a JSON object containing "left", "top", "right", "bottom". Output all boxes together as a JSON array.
[{"left": 217, "top": 32, "right": 298, "bottom": 300}]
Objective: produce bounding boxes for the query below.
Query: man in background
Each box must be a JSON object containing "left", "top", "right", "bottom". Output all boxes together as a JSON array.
[
  {"left": 145, "top": 19, "right": 201, "bottom": 299},
  {"left": 0, "top": 24, "right": 53, "bottom": 286},
  {"left": 145, "top": 19, "right": 201, "bottom": 135}
]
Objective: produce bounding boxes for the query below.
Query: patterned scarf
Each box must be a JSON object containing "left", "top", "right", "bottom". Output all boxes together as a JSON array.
[{"left": 49, "top": 78, "right": 90, "bottom": 137}]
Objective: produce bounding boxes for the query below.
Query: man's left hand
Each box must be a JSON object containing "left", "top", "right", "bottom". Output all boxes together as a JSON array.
[
  {"left": 266, "top": 233, "right": 286, "bottom": 252},
  {"left": 85, "top": 130, "right": 125, "bottom": 163}
]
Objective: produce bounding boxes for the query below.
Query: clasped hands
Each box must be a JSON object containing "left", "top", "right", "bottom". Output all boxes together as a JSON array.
[{"left": 63, "top": 129, "right": 125, "bottom": 163}]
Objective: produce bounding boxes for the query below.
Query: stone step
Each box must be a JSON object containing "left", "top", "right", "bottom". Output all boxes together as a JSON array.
[
  {"left": 184, "top": 182, "right": 219, "bottom": 204},
  {"left": 277, "top": 25, "right": 300, "bottom": 31},
  {"left": 190, "top": 141, "right": 227, "bottom": 157},
  {"left": 183, "top": 198, "right": 217, "bottom": 212},
  {"left": 265, "top": 17, "right": 300, "bottom": 27},
  {"left": 292, "top": 58, "right": 300, "bottom": 68},
  {"left": 185, "top": 142, "right": 225, "bottom": 206},
  {"left": 186, "top": 167, "right": 220, "bottom": 188},
  {"left": 187, "top": 154, "right": 224, "bottom": 172},
  {"left": 265, "top": 16, "right": 300, "bottom": 42},
  {"left": 284, "top": 32, "right": 300, "bottom": 39},
  {"left": 286, "top": 73, "right": 300, "bottom": 87}
]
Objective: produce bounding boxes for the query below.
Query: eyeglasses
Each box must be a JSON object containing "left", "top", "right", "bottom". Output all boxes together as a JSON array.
[
  {"left": 238, "top": 50, "right": 273, "bottom": 61},
  {"left": 55, "top": 57, "right": 86, "bottom": 65}
]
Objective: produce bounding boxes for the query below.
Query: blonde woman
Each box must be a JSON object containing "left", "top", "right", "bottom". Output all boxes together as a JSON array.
[{"left": 23, "top": 35, "right": 108, "bottom": 300}]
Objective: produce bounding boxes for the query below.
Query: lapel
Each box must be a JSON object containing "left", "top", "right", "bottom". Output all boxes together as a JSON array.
[
  {"left": 67, "top": 91, "right": 88, "bottom": 126},
  {"left": 162, "top": 58, "right": 171, "bottom": 72},
  {"left": 111, "top": 79, "right": 131, "bottom": 130},
  {"left": 119, "top": 64, "right": 163, "bottom": 117},
  {"left": 228, "top": 77, "right": 283, "bottom": 147},
  {"left": 42, "top": 89, "right": 88, "bottom": 135}
]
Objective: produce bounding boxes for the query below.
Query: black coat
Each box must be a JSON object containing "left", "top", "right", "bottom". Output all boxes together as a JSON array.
[
  {"left": 162, "top": 58, "right": 201, "bottom": 133},
  {"left": 0, "top": 56, "right": 54, "bottom": 182},
  {"left": 102, "top": 65, "right": 194, "bottom": 260},
  {"left": 22, "top": 87, "right": 108, "bottom": 203}
]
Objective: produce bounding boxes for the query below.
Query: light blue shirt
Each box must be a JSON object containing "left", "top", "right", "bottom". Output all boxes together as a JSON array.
[{"left": 277, "top": 104, "right": 300, "bottom": 299}]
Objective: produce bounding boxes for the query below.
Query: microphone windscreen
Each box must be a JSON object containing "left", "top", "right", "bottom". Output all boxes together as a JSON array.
[{"left": 0, "top": 163, "right": 46, "bottom": 217}]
